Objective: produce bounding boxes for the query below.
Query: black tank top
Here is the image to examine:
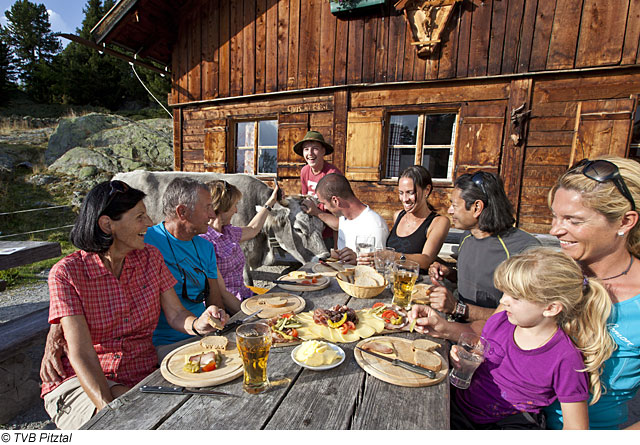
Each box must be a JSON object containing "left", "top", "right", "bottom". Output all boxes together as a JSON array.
[{"left": 386, "top": 210, "right": 437, "bottom": 255}]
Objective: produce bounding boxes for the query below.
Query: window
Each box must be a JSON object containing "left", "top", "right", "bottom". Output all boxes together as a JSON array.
[
  {"left": 235, "top": 120, "right": 278, "bottom": 174},
  {"left": 631, "top": 106, "right": 640, "bottom": 163},
  {"left": 385, "top": 113, "right": 457, "bottom": 180}
]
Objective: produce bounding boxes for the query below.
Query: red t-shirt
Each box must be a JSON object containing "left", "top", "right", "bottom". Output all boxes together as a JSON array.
[{"left": 300, "top": 162, "right": 342, "bottom": 239}]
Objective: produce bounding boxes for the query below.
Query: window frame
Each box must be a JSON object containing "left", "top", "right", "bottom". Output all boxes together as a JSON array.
[
  {"left": 231, "top": 117, "right": 278, "bottom": 177},
  {"left": 383, "top": 106, "right": 460, "bottom": 184}
]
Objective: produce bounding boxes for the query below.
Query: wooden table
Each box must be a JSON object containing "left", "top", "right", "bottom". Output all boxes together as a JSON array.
[
  {"left": 83, "top": 266, "right": 450, "bottom": 430},
  {"left": 0, "top": 240, "right": 62, "bottom": 270}
]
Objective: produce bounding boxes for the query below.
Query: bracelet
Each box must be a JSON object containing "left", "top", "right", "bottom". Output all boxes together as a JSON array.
[
  {"left": 263, "top": 204, "right": 272, "bottom": 212},
  {"left": 191, "top": 317, "right": 204, "bottom": 337}
]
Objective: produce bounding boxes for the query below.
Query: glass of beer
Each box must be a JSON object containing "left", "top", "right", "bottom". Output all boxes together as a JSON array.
[
  {"left": 236, "top": 322, "right": 272, "bottom": 394},
  {"left": 392, "top": 259, "right": 419, "bottom": 309}
]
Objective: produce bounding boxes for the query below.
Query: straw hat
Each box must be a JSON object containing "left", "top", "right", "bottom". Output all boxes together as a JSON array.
[{"left": 293, "top": 131, "right": 334, "bottom": 157}]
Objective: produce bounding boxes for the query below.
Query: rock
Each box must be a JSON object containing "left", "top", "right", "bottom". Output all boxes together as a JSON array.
[
  {"left": 49, "top": 146, "right": 115, "bottom": 176},
  {"left": 45, "top": 113, "right": 132, "bottom": 164},
  {"left": 25, "top": 175, "right": 58, "bottom": 186},
  {"left": 78, "top": 165, "right": 98, "bottom": 179}
]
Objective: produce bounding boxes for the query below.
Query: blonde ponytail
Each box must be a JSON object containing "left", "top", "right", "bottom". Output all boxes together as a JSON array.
[{"left": 494, "top": 247, "right": 615, "bottom": 403}]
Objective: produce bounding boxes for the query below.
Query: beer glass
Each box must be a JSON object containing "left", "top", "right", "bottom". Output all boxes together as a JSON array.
[
  {"left": 392, "top": 259, "right": 419, "bottom": 309},
  {"left": 449, "top": 332, "right": 489, "bottom": 389},
  {"left": 236, "top": 322, "right": 272, "bottom": 394}
]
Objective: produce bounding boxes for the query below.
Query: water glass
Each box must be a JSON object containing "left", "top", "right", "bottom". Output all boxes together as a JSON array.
[
  {"left": 355, "top": 235, "right": 375, "bottom": 256},
  {"left": 236, "top": 322, "right": 272, "bottom": 394},
  {"left": 392, "top": 259, "right": 419, "bottom": 309},
  {"left": 449, "top": 332, "right": 489, "bottom": 390}
]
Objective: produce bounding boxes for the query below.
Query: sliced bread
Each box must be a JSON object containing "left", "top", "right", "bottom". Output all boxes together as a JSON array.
[{"left": 200, "top": 335, "right": 228, "bottom": 351}]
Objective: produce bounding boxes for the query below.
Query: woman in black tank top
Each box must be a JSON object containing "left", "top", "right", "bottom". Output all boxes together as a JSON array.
[{"left": 386, "top": 166, "right": 450, "bottom": 271}]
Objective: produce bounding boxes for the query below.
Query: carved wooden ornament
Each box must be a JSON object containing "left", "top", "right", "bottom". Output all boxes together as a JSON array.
[{"left": 394, "top": 0, "right": 463, "bottom": 58}]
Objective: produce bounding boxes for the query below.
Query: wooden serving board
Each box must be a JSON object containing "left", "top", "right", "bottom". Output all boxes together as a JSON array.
[
  {"left": 160, "top": 339, "right": 243, "bottom": 387},
  {"left": 411, "top": 283, "right": 433, "bottom": 304},
  {"left": 312, "top": 262, "right": 354, "bottom": 276},
  {"left": 354, "top": 336, "right": 447, "bottom": 387},
  {"left": 276, "top": 275, "right": 330, "bottom": 292},
  {"left": 240, "top": 292, "right": 306, "bottom": 318}
]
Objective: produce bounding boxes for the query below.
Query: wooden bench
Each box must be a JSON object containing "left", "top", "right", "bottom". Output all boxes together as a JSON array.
[
  {"left": 0, "top": 307, "right": 51, "bottom": 423},
  {"left": 0, "top": 240, "right": 61, "bottom": 291}
]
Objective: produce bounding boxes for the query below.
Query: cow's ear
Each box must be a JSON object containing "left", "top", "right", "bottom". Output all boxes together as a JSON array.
[{"left": 263, "top": 207, "right": 290, "bottom": 232}]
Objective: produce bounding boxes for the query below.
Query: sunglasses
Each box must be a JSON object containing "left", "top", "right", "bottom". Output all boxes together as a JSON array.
[
  {"left": 570, "top": 159, "right": 636, "bottom": 211},
  {"left": 471, "top": 172, "right": 488, "bottom": 198},
  {"left": 103, "top": 180, "right": 129, "bottom": 212},
  {"left": 179, "top": 266, "right": 210, "bottom": 304}
]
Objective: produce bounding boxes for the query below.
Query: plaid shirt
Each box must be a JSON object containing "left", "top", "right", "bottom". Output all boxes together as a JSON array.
[
  {"left": 200, "top": 226, "right": 252, "bottom": 301},
  {"left": 42, "top": 245, "right": 176, "bottom": 396}
]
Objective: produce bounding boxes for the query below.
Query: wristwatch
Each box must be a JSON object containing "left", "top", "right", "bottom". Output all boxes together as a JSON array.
[
  {"left": 264, "top": 204, "right": 272, "bottom": 211},
  {"left": 453, "top": 301, "right": 469, "bottom": 322}
]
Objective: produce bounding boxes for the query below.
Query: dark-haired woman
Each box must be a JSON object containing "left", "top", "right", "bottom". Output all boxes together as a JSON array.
[
  {"left": 386, "top": 166, "right": 450, "bottom": 271},
  {"left": 40, "top": 181, "right": 228, "bottom": 429}
]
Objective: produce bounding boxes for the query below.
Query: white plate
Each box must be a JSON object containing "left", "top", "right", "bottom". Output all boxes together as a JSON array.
[{"left": 291, "top": 343, "right": 345, "bottom": 371}]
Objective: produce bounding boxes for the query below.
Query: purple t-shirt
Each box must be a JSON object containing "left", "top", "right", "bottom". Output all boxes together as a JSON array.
[
  {"left": 456, "top": 311, "right": 588, "bottom": 424},
  {"left": 200, "top": 226, "right": 252, "bottom": 301}
]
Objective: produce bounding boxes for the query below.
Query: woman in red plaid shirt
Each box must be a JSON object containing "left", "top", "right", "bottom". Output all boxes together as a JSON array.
[{"left": 40, "top": 181, "right": 229, "bottom": 429}]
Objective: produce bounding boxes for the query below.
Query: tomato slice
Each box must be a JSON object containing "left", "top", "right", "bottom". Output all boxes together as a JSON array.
[
  {"left": 340, "top": 323, "right": 349, "bottom": 334},
  {"left": 281, "top": 313, "right": 294, "bottom": 319},
  {"left": 311, "top": 277, "right": 318, "bottom": 284},
  {"left": 202, "top": 362, "right": 217, "bottom": 372},
  {"left": 372, "top": 302, "right": 386, "bottom": 309},
  {"left": 301, "top": 280, "right": 311, "bottom": 285},
  {"left": 381, "top": 309, "right": 397, "bottom": 320},
  {"left": 290, "top": 328, "right": 298, "bottom": 338},
  {"left": 346, "top": 321, "right": 356, "bottom": 331}
]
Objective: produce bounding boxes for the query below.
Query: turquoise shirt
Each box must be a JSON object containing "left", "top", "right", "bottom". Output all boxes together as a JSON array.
[
  {"left": 545, "top": 293, "right": 640, "bottom": 429},
  {"left": 144, "top": 223, "right": 218, "bottom": 346}
]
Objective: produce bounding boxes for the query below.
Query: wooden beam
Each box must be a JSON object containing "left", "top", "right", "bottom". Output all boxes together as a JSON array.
[{"left": 58, "top": 33, "right": 170, "bottom": 76}]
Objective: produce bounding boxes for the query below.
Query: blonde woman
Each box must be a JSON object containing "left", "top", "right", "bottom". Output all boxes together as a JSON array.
[
  {"left": 545, "top": 156, "right": 640, "bottom": 429},
  {"left": 200, "top": 180, "right": 278, "bottom": 300},
  {"left": 450, "top": 247, "right": 614, "bottom": 430}
]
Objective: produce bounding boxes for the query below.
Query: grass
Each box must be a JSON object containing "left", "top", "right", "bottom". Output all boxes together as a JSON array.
[{"left": 0, "top": 169, "right": 77, "bottom": 288}]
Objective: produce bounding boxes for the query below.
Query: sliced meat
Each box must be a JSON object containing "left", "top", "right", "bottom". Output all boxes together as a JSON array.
[{"left": 362, "top": 341, "right": 395, "bottom": 355}]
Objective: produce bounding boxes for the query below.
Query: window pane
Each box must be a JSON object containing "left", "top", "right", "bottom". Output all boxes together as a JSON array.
[
  {"left": 386, "top": 146, "right": 416, "bottom": 177},
  {"left": 422, "top": 148, "right": 451, "bottom": 179},
  {"left": 258, "top": 120, "right": 278, "bottom": 146},
  {"left": 424, "top": 114, "right": 456, "bottom": 145},
  {"left": 236, "top": 122, "right": 255, "bottom": 148},
  {"left": 389, "top": 115, "right": 418, "bottom": 145},
  {"left": 258, "top": 148, "right": 277, "bottom": 174},
  {"left": 236, "top": 148, "right": 254, "bottom": 174}
]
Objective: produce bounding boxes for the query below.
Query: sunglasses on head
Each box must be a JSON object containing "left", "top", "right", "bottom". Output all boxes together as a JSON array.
[
  {"left": 179, "top": 266, "right": 210, "bottom": 304},
  {"left": 471, "top": 172, "right": 488, "bottom": 198},
  {"left": 569, "top": 159, "right": 636, "bottom": 211},
  {"left": 103, "top": 180, "right": 129, "bottom": 213}
]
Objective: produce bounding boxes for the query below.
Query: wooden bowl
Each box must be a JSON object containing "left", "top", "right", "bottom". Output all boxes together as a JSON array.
[{"left": 336, "top": 270, "right": 387, "bottom": 299}]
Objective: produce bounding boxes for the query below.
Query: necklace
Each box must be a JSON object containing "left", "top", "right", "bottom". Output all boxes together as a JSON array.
[{"left": 600, "top": 254, "right": 634, "bottom": 281}]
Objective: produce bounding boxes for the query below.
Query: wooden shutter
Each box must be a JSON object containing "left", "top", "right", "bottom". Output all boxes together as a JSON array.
[
  {"left": 203, "top": 119, "right": 228, "bottom": 172},
  {"left": 454, "top": 101, "right": 507, "bottom": 178},
  {"left": 277, "top": 113, "right": 309, "bottom": 178},
  {"left": 570, "top": 98, "right": 636, "bottom": 164},
  {"left": 344, "top": 109, "right": 384, "bottom": 181}
]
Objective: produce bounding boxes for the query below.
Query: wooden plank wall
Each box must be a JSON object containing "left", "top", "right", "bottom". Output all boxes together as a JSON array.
[{"left": 170, "top": 0, "right": 640, "bottom": 105}]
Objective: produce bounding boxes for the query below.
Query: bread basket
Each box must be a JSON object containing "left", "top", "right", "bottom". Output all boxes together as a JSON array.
[{"left": 336, "top": 267, "right": 387, "bottom": 299}]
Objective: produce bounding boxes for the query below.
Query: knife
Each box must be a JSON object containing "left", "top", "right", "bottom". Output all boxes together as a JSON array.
[
  {"left": 139, "top": 385, "right": 237, "bottom": 397},
  {"left": 319, "top": 259, "right": 343, "bottom": 273},
  {"left": 356, "top": 346, "right": 436, "bottom": 379},
  {"left": 215, "top": 309, "right": 263, "bottom": 335},
  {"left": 273, "top": 279, "right": 303, "bottom": 285}
]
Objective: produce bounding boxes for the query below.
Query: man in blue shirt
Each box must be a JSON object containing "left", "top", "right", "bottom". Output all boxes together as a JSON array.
[{"left": 145, "top": 177, "right": 241, "bottom": 359}]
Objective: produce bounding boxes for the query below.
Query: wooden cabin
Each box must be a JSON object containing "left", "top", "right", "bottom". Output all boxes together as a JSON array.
[{"left": 91, "top": 0, "right": 640, "bottom": 233}]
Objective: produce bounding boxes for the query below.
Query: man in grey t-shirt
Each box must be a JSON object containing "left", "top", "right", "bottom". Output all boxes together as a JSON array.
[{"left": 428, "top": 171, "right": 540, "bottom": 323}]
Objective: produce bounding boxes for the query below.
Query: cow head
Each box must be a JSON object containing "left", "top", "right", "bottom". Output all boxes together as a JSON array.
[{"left": 262, "top": 196, "right": 330, "bottom": 264}]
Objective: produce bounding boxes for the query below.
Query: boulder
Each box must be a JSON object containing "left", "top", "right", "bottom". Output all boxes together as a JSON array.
[
  {"left": 47, "top": 115, "right": 173, "bottom": 178},
  {"left": 45, "top": 113, "right": 131, "bottom": 164}
]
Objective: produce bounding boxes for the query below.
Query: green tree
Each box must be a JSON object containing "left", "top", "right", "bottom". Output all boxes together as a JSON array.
[
  {"left": 3, "top": 0, "right": 61, "bottom": 100},
  {"left": 0, "top": 27, "right": 16, "bottom": 100}
]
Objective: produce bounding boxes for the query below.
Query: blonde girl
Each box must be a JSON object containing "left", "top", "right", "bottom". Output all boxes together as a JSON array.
[{"left": 450, "top": 247, "right": 614, "bottom": 430}]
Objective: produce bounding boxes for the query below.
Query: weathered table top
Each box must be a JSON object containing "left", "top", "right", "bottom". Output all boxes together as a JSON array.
[
  {"left": 0, "top": 240, "right": 61, "bottom": 271},
  {"left": 83, "top": 266, "right": 450, "bottom": 430}
]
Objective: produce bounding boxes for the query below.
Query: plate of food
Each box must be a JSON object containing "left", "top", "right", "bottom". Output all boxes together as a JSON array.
[
  {"left": 294, "top": 304, "right": 386, "bottom": 343},
  {"left": 265, "top": 312, "right": 304, "bottom": 346},
  {"left": 275, "top": 273, "right": 330, "bottom": 291},
  {"left": 291, "top": 340, "right": 345, "bottom": 371},
  {"left": 160, "top": 336, "right": 243, "bottom": 387},
  {"left": 354, "top": 336, "right": 447, "bottom": 387},
  {"left": 240, "top": 292, "right": 306, "bottom": 319},
  {"left": 368, "top": 302, "right": 415, "bottom": 332}
]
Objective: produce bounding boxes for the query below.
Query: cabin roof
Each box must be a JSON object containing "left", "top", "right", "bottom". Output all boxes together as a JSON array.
[{"left": 91, "top": 0, "right": 179, "bottom": 66}]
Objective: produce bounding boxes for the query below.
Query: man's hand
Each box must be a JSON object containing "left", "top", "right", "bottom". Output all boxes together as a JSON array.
[
  {"left": 331, "top": 247, "right": 356, "bottom": 265},
  {"left": 300, "top": 198, "right": 320, "bottom": 217},
  {"left": 40, "top": 324, "right": 67, "bottom": 383},
  {"left": 428, "top": 283, "right": 457, "bottom": 315},
  {"left": 428, "top": 262, "right": 450, "bottom": 282},
  {"left": 196, "top": 305, "right": 229, "bottom": 334},
  {"left": 356, "top": 251, "right": 375, "bottom": 266}
]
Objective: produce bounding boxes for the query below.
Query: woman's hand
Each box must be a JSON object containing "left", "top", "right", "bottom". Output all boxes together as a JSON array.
[
  {"left": 429, "top": 262, "right": 450, "bottom": 282},
  {"left": 266, "top": 182, "right": 280, "bottom": 208},
  {"left": 428, "top": 284, "right": 457, "bottom": 315},
  {"left": 194, "top": 305, "right": 229, "bottom": 335},
  {"left": 40, "top": 323, "right": 67, "bottom": 383}
]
